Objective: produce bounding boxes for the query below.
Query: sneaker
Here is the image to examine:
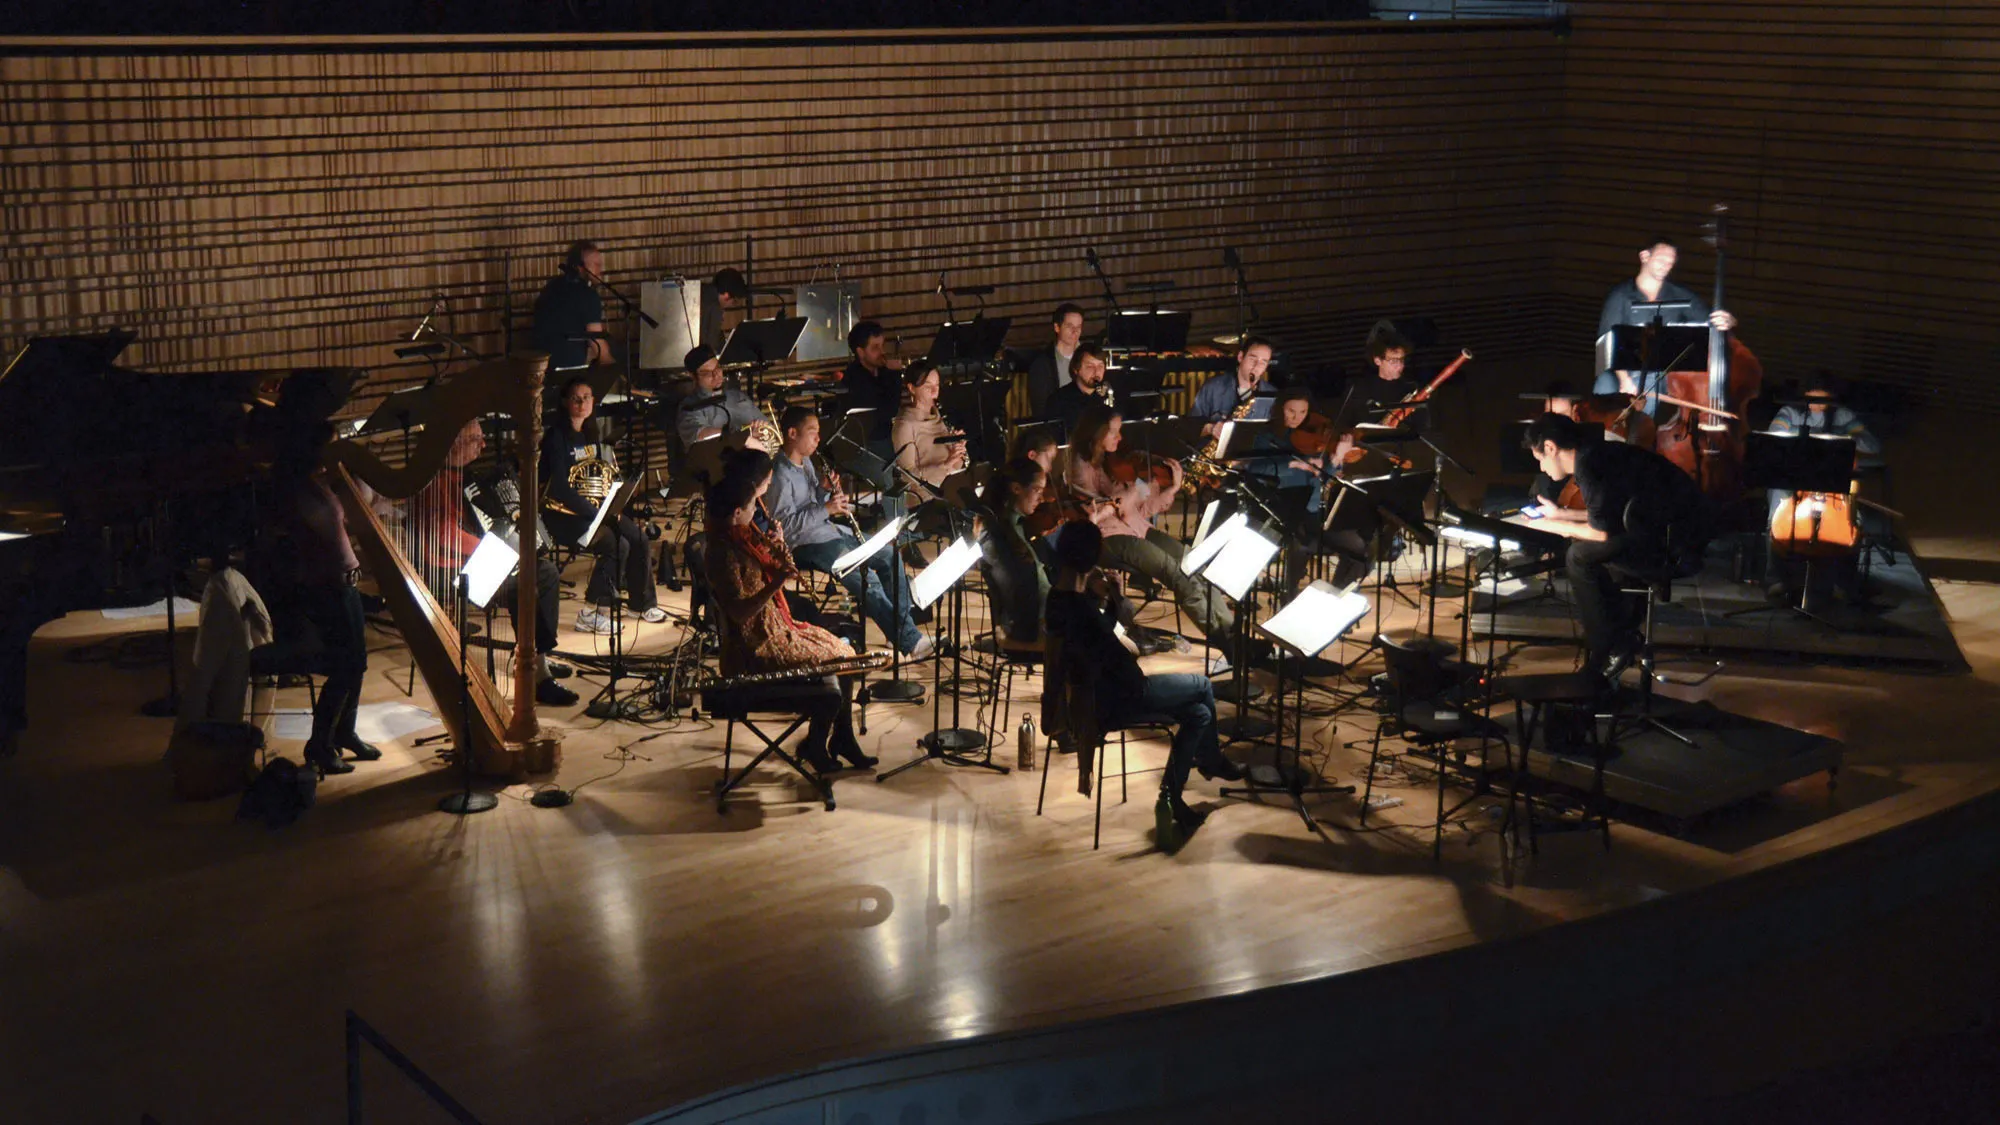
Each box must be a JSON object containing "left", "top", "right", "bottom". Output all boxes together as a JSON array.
[
  {"left": 638, "top": 606, "right": 668, "bottom": 625},
  {"left": 908, "top": 633, "right": 938, "bottom": 662},
  {"left": 535, "top": 678, "right": 579, "bottom": 706},
  {"left": 575, "top": 609, "right": 616, "bottom": 635},
  {"left": 1204, "top": 654, "right": 1232, "bottom": 678}
]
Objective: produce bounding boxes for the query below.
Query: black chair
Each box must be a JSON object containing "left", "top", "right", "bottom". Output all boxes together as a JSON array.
[
  {"left": 1363, "top": 635, "right": 1510, "bottom": 860},
  {"left": 1037, "top": 615, "right": 1175, "bottom": 850},
  {"left": 1606, "top": 498, "right": 1714, "bottom": 747},
  {"left": 1492, "top": 670, "right": 1611, "bottom": 855}
]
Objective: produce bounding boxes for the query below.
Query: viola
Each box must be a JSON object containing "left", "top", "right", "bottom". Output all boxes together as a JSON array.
[
  {"left": 1287, "top": 411, "right": 1339, "bottom": 456},
  {"left": 1105, "top": 448, "right": 1178, "bottom": 495}
]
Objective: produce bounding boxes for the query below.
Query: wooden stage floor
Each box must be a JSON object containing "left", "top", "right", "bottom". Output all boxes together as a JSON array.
[{"left": 5, "top": 425, "right": 2000, "bottom": 1124}]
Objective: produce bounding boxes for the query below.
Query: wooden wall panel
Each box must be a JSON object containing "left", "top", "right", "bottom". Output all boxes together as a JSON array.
[
  {"left": 0, "top": 25, "right": 1564, "bottom": 421},
  {"left": 1556, "top": 2, "right": 2000, "bottom": 408}
]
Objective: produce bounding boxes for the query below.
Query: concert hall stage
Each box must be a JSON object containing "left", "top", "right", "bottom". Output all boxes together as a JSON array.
[{"left": 1466, "top": 533, "right": 1967, "bottom": 672}]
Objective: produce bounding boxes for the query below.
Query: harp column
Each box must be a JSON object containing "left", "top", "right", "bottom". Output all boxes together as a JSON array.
[{"left": 511, "top": 350, "right": 563, "bottom": 771}]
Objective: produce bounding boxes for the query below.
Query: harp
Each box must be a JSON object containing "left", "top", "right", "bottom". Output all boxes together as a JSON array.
[{"left": 324, "top": 353, "right": 560, "bottom": 777}]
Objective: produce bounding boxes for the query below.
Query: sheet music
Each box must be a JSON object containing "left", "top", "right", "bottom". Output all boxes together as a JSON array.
[
  {"left": 912, "top": 536, "right": 981, "bottom": 611},
  {"left": 834, "top": 515, "right": 905, "bottom": 577},
  {"left": 1181, "top": 511, "right": 1248, "bottom": 576},
  {"left": 1201, "top": 526, "right": 1280, "bottom": 602},
  {"left": 1259, "top": 581, "right": 1370, "bottom": 656}
]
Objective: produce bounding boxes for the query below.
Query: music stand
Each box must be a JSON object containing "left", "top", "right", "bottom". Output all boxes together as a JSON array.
[
  {"left": 1186, "top": 511, "right": 1283, "bottom": 741},
  {"left": 1105, "top": 310, "right": 1191, "bottom": 352},
  {"left": 1737, "top": 430, "right": 1859, "bottom": 620},
  {"left": 719, "top": 316, "right": 809, "bottom": 398},
  {"left": 833, "top": 516, "right": 924, "bottom": 706},
  {"left": 928, "top": 316, "right": 1012, "bottom": 368},
  {"left": 578, "top": 480, "right": 647, "bottom": 721},
  {"left": 878, "top": 537, "right": 1009, "bottom": 782},
  {"left": 1607, "top": 322, "right": 1709, "bottom": 405},
  {"left": 1106, "top": 365, "right": 1170, "bottom": 421},
  {"left": 1220, "top": 581, "right": 1370, "bottom": 830}
]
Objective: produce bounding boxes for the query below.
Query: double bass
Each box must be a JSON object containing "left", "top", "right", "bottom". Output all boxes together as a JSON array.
[{"left": 1654, "top": 204, "right": 1761, "bottom": 501}]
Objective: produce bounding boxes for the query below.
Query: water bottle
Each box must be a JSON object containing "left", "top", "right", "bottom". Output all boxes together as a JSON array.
[{"left": 1017, "top": 713, "right": 1038, "bottom": 772}]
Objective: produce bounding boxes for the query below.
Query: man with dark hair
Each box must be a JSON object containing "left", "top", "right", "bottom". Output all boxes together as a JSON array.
[
  {"left": 1595, "top": 236, "right": 1738, "bottom": 400},
  {"left": 1354, "top": 320, "right": 1420, "bottom": 408},
  {"left": 840, "top": 319, "right": 904, "bottom": 443},
  {"left": 1190, "top": 336, "right": 1275, "bottom": 431},
  {"left": 767, "top": 406, "right": 932, "bottom": 659},
  {"left": 1042, "top": 344, "right": 1113, "bottom": 436},
  {"left": 700, "top": 267, "right": 751, "bottom": 351},
  {"left": 1045, "top": 519, "right": 1242, "bottom": 851},
  {"left": 675, "top": 344, "right": 764, "bottom": 447},
  {"left": 1026, "top": 302, "right": 1087, "bottom": 416},
  {"left": 1523, "top": 412, "right": 1708, "bottom": 678},
  {"left": 531, "top": 240, "right": 610, "bottom": 372}
]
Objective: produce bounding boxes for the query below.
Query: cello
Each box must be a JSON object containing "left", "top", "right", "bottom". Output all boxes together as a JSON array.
[{"left": 1654, "top": 204, "right": 1762, "bottom": 502}]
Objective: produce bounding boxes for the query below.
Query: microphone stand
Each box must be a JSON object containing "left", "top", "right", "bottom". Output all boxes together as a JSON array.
[
  {"left": 585, "top": 269, "right": 659, "bottom": 399},
  {"left": 1226, "top": 249, "right": 1261, "bottom": 344},
  {"left": 1086, "top": 252, "right": 1121, "bottom": 313}
]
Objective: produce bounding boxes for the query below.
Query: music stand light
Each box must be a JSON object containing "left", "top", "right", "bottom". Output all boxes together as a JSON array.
[{"left": 461, "top": 533, "right": 519, "bottom": 610}]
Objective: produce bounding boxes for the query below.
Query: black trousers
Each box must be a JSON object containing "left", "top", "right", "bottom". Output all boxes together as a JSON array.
[
  {"left": 554, "top": 514, "right": 655, "bottom": 613},
  {"left": 493, "top": 557, "right": 562, "bottom": 655},
  {"left": 1566, "top": 535, "right": 1645, "bottom": 669},
  {"left": 294, "top": 582, "right": 368, "bottom": 753}
]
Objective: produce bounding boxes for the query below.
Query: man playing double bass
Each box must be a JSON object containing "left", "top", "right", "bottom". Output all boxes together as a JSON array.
[{"left": 1596, "top": 237, "right": 1738, "bottom": 404}]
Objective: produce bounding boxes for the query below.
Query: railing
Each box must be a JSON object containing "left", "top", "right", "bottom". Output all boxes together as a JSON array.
[
  {"left": 1373, "top": 0, "right": 1566, "bottom": 17},
  {"left": 346, "top": 1010, "right": 488, "bottom": 1125}
]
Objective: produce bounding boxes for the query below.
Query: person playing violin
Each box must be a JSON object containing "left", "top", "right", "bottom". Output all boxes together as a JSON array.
[{"left": 1060, "top": 403, "right": 1236, "bottom": 671}]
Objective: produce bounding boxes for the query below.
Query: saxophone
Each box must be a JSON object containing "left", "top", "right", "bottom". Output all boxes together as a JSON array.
[{"left": 1182, "top": 391, "right": 1259, "bottom": 494}]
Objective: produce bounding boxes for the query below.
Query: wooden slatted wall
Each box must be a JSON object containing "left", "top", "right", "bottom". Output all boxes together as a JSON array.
[
  {"left": 0, "top": 23, "right": 1564, "bottom": 422},
  {"left": 1557, "top": 1, "right": 2000, "bottom": 409}
]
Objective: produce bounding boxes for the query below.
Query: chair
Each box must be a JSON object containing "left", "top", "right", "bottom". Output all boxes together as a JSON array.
[
  {"left": 1363, "top": 635, "right": 1510, "bottom": 860},
  {"left": 685, "top": 536, "right": 838, "bottom": 814},
  {"left": 974, "top": 560, "right": 1047, "bottom": 755},
  {"left": 1491, "top": 670, "right": 1611, "bottom": 854},
  {"left": 1037, "top": 613, "right": 1174, "bottom": 850}
]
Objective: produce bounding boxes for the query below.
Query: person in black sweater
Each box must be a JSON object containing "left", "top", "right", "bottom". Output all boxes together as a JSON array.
[
  {"left": 542, "top": 374, "right": 660, "bottom": 633},
  {"left": 1045, "top": 520, "right": 1242, "bottom": 853},
  {"left": 531, "top": 241, "right": 611, "bottom": 374},
  {"left": 1524, "top": 412, "right": 1709, "bottom": 679}
]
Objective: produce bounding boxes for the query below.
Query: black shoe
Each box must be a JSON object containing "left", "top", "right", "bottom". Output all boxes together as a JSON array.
[
  {"left": 305, "top": 745, "right": 354, "bottom": 777},
  {"left": 546, "top": 661, "right": 574, "bottom": 680},
  {"left": 338, "top": 737, "right": 383, "bottom": 762},
  {"left": 1195, "top": 752, "right": 1244, "bottom": 782},
  {"left": 1171, "top": 798, "right": 1210, "bottom": 832},
  {"left": 535, "top": 678, "right": 579, "bottom": 706},
  {"left": 832, "top": 738, "right": 878, "bottom": 770},
  {"left": 1077, "top": 752, "right": 1094, "bottom": 798},
  {"left": 1601, "top": 631, "right": 1642, "bottom": 681},
  {"left": 798, "top": 742, "right": 839, "bottom": 775}
]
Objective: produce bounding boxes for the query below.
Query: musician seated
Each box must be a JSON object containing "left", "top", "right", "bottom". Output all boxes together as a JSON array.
[
  {"left": 1762, "top": 372, "right": 1881, "bottom": 603},
  {"left": 1046, "top": 520, "right": 1242, "bottom": 853},
  {"left": 705, "top": 450, "right": 876, "bottom": 773},
  {"left": 675, "top": 345, "right": 766, "bottom": 448},
  {"left": 1520, "top": 380, "right": 1592, "bottom": 530},
  {"left": 1061, "top": 404, "right": 1236, "bottom": 671},
  {"left": 543, "top": 375, "right": 663, "bottom": 633},
  {"left": 1525, "top": 412, "right": 1710, "bottom": 680},
  {"left": 1042, "top": 345, "right": 1113, "bottom": 438},
  {"left": 260, "top": 420, "right": 377, "bottom": 778},
  {"left": 1025, "top": 302, "right": 1086, "bottom": 418},
  {"left": 1355, "top": 321, "right": 1422, "bottom": 409},
  {"left": 1256, "top": 387, "right": 1367, "bottom": 595},
  {"left": 1190, "top": 336, "right": 1276, "bottom": 434},
  {"left": 419, "top": 420, "right": 577, "bottom": 706},
  {"left": 770, "top": 406, "right": 934, "bottom": 660},
  {"left": 840, "top": 320, "right": 904, "bottom": 447},
  {"left": 890, "top": 361, "right": 967, "bottom": 500}
]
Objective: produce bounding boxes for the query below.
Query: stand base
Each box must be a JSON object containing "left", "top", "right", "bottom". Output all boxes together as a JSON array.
[
  {"left": 1221, "top": 762, "right": 1356, "bottom": 832},
  {"left": 438, "top": 791, "right": 498, "bottom": 815},
  {"left": 530, "top": 789, "right": 574, "bottom": 809},
  {"left": 869, "top": 678, "right": 926, "bottom": 703},
  {"left": 919, "top": 727, "right": 986, "bottom": 754},
  {"left": 1220, "top": 714, "right": 1275, "bottom": 741}
]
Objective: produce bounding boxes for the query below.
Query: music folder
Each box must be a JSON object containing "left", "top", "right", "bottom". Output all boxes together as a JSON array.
[{"left": 581, "top": 478, "right": 643, "bottom": 550}]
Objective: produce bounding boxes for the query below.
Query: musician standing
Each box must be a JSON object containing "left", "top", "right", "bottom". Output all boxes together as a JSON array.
[
  {"left": 1042, "top": 345, "right": 1114, "bottom": 437},
  {"left": 1525, "top": 413, "right": 1709, "bottom": 679},
  {"left": 1025, "top": 302, "right": 1086, "bottom": 417},
  {"left": 705, "top": 451, "right": 877, "bottom": 773},
  {"left": 1061, "top": 404, "right": 1236, "bottom": 671},
  {"left": 263, "top": 421, "right": 377, "bottom": 778},
  {"left": 543, "top": 375, "right": 663, "bottom": 633},
  {"left": 770, "top": 406, "right": 934, "bottom": 660},
  {"left": 675, "top": 345, "right": 765, "bottom": 447},
  {"left": 891, "top": 362, "right": 967, "bottom": 499},
  {"left": 531, "top": 240, "right": 612, "bottom": 374},
  {"left": 700, "top": 267, "right": 750, "bottom": 352},
  {"left": 1595, "top": 236, "right": 1737, "bottom": 400},
  {"left": 1046, "top": 520, "right": 1242, "bottom": 853}
]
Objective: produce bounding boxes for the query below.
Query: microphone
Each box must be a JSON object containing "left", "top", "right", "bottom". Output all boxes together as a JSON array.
[
  {"left": 935, "top": 271, "right": 947, "bottom": 296},
  {"left": 396, "top": 342, "right": 447, "bottom": 359},
  {"left": 410, "top": 293, "right": 445, "bottom": 341},
  {"left": 1085, "top": 248, "right": 1099, "bottom": 269},
  {"left": 1222, "top": 246, "right": 1240, "bottom": 269}
]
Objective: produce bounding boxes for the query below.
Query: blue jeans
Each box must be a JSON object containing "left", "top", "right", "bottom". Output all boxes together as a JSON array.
[
  {"left": 1111, "top": 671, "right": 1218, "bottom": 801},
  {"left": 792, "top": 536, "right": 923, "bottom": 654}
]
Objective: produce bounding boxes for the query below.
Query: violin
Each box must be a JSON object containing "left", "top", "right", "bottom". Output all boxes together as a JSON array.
[
  {"left": 1287, "top": 410, "right": 1339, "bottom": 456},
  {"left": 1105, "top": 448, "right": 1178, "bottom": 495}
]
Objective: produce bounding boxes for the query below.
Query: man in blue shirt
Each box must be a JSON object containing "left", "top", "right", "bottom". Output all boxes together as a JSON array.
[
  {"left": 769, "top": 405, "right": 933, "bottom": 659},
  {"left": 531, "top": 241, "right": 611, "bottom": 374},
  {"left": 1190, "top": 336, "right": 1276, "bottom": 433},
  {"left": 675, "top": 345, "right": 766, "bottom": 448}
]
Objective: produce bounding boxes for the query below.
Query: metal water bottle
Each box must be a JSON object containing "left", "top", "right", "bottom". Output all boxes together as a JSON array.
[{"left": 1017, "top": 713, "right": 1039, "bottom": 771}]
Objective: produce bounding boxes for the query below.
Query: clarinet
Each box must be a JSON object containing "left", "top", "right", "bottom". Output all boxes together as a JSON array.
[{"left": 813, "top": 451, "right": 866, "bottom": 540}]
